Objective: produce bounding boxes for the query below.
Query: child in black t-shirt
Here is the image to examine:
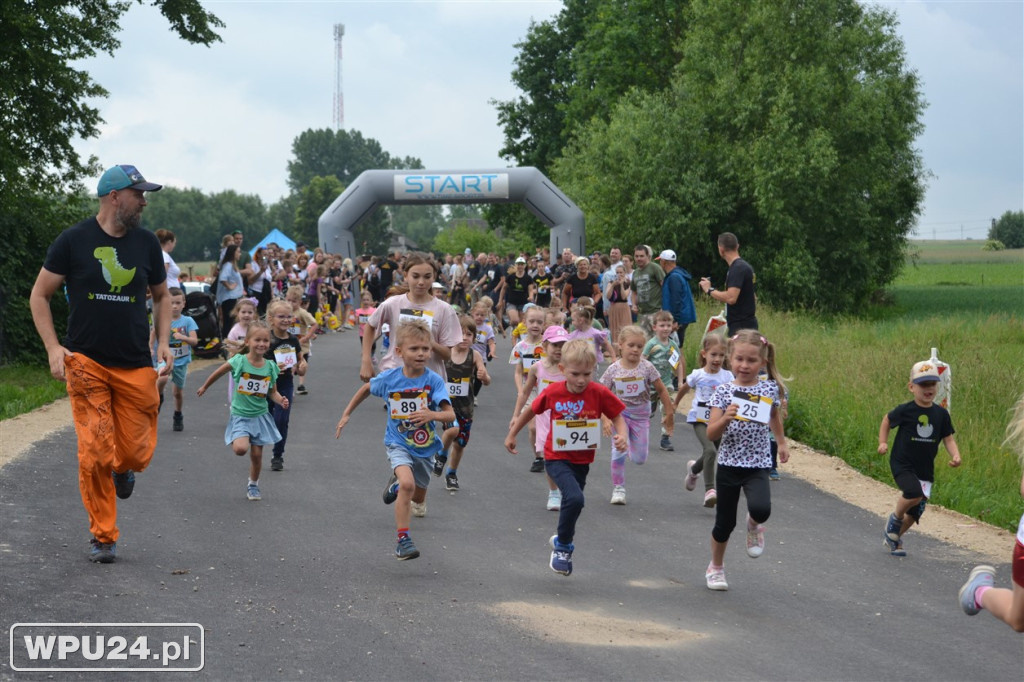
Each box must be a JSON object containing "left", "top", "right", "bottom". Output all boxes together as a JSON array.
[
  {"left": 877, "top": 360, "right": 962, "bottom": 557},
  {"left": 266, "top": 299, "right": 306, "bottom": 472}
]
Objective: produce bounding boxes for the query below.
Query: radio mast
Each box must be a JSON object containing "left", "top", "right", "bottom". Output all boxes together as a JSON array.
[{"left": 333, "top": 23, "right": 345, "bottom": 130}]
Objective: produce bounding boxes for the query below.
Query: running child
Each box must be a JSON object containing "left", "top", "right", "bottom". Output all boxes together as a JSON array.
[
  {"left": 510, "top": 325, "right": 570, "bottom": 505},
  {"left": 958, "top": 393, "right": 1024, "bottom": 631},
  {"left": 360, "top": 254, "right": 461, "bottom": 386},
  {"left": 434, "top": 315, "right": 491, "bottom": 490},
  {"left": 354, "top": 289, "right": 378, "bottom": 360},
  {"left": 567, "top": 302, "right": 615, "bottom": 365},
  {"left": 599, "top": 325, "right": 674, "bottom": 505},
  {"left": 506, "top": 339, "right": 628, "bottom": 576},
  {"left": 337, "top": 320, "right": 455, "bottom": 560},
  {"left": 676, "top": 333, "right": 733, "bottom": 507},
  {"left": 225, "top": 297, "right": 257, "bottom": 356},
  {"left": 153, "top": 287, "right": 198, "bottom": 431},
  {"left": 643, "top": 310, "right": 685, "bottom": 451},
  {"left": 284, "top": 285, "right": 319, "bottom": 395},
  {"left": 510, "top": 304, "right": 547, "bottom": 466},
  {"left": 469, "top": 298, "right": 497, "bottom": 401},
  {"left": 704, "top": 330, "right": 789, "bottom": 591},
  {"left": 878, "top": 360, "right": 961, "bottom": 557},
  {"left": 196, "top": 320, "right": 289, "bottom": 501},
  {"left": 266, "top": 299, "right": 306, "bottom": 472}
]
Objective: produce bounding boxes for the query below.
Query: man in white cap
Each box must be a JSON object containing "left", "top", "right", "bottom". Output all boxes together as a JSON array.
[
  {"left": 30, "top": 164, "right": 171, "bottom": 564},
  {"left": 498, "top": 255, "right": 536, "bottom": 328}
]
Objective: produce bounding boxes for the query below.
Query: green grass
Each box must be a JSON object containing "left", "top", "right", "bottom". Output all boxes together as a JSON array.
[
  {"left": 679, "top": 241, "right": 1024, "bottom": 531},
  {"left": 0, "top": 364, "right": 67, "bottom": 421}
]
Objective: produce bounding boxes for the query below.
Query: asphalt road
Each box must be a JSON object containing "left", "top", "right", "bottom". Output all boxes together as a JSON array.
[{"left": 1, "top": 330, "right": 1020, "bottom": 681}]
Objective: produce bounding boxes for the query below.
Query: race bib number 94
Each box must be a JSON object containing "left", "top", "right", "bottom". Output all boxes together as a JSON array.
[
  {"left": 730, "top": 390, "right": 773, "bottom": 424},
  {"left": 552, "top": 419, "right": 600, "bottom": 451}
]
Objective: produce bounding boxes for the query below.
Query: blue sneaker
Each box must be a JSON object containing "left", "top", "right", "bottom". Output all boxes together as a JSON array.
[
  {"left": 89, "top": 538, "right": 117, "bottom": 563},
  {"left": 769, "top": 468, "right": 780, "bottom": 481},
  {"left": 382, "top": 474, "right": 399, "bottom": 505},
  {"left": 885, "top": 513, "right": 902, "bottom": 541},
  {"left": 959, "top": 565, "right": 995, "bottom": 615},
  {"left": 247, "top": 482, "right": 261, "bottom": 501},
  {"left": 112, "top": 469, "right": 135, "bottom": 499},
  {"left": 548, "top": 534, "right": 573, "bottom": 576},
  {"left": 395, "top": 535, "right": 420, "bottom": 561}
]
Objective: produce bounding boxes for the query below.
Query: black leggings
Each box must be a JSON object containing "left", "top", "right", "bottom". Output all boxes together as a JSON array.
[{"left": 711, "top": 464, "right": 771, "bottom": 543}]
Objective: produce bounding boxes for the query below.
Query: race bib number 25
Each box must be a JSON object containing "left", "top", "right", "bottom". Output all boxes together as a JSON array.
[{"left": 730, "top": 390, "right": 773, "bottom": 424}]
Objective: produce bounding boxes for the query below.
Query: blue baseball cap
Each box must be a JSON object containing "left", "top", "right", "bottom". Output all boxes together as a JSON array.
[{"left": 97, "top": 164, "right": 163, "bottom": 197}]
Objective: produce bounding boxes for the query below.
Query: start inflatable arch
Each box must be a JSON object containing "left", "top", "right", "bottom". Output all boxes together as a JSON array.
[{"left": 317, "top": 168, "right": 585, "bottom": 261}]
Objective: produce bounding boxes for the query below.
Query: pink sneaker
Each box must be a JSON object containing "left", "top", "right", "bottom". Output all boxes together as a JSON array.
[
  {"left": 746, "top": 515, "right": 765, "bottom": 558},
  {"left": 703, "top": 488, "right": 717, "bottom": 508},
  {"left": 685, "top": 460, "right": 699, "bottom": 491}
]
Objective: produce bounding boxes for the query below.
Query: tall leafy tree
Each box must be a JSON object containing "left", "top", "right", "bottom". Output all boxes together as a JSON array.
[
  {"left": 1, "top": 0, "right": 223, "bottom": 364},
  {"left": 1, "top": 0, "right": 223, "bottom": 194},
  {"left": 554, "top": 0, "right": 927, "bottom": 313},
  {"left": 988, "top": 210, "right": 1024, "bottom": 249}
]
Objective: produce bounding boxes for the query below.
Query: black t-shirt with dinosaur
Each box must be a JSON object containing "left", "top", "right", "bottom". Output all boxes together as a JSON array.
[{"left": 43, "top": 217, "right": 166, "bottom": 368}]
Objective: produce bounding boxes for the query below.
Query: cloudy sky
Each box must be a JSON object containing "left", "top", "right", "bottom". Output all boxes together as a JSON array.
[{"left": 73, "top": 1, "right": 1022, "bottom": 240}]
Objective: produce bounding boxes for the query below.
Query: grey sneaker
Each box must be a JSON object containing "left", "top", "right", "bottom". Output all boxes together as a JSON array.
[
  {"left": 89, "top": 538, "right": 117, "bottom": 564},
  {"left": 270, "top": 457, "right": 283, "bottom": 472},
  {"left": 959, "top": 565, "right": 995, "bottom": 615},
  {"left": 445, "top": 472, "right": 459, "bottom": 491},
  {"left": 382, "top": 474, "right": 399, "bottom": 504},
  {"left": 395, "top": 535, "right": 420, "bottom": 561}
]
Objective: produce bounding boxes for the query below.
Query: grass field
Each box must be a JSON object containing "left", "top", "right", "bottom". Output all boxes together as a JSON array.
[
  {"left": 0, "top": 365, "right": 66, "bottom": 421},
  {"left": 681, "top": 241, "right": 1024, "bottom": 530}
]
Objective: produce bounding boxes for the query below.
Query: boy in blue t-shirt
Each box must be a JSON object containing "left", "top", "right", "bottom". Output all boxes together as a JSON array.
[
  {"left": 336, "top": 319, "right": 454, "bottom": 561},
  {"left": 153, "top": 287, "right": 198, "bottom": 431}
]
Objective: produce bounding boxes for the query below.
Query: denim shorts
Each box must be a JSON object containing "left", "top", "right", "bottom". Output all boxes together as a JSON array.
[
  {"left": 171, "top": 363, "right": 188, "bottom": 389},
  {"left": 385, "top": 445, "right": 432, "bottom": 489}
]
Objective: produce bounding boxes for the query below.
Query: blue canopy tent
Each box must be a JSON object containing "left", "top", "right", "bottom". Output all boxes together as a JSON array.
[{"left": 249, "top": 228, "right": 296, "bottom": 256}]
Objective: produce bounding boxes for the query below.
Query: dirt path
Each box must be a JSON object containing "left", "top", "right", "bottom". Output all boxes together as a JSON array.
[{"left": 0, "top": 370, "right": 1012, "bottom": 562}]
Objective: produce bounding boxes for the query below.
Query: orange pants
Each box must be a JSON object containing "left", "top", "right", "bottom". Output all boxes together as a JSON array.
[{"left": 65, "top": 354, "right": 159, "bottom": 544}]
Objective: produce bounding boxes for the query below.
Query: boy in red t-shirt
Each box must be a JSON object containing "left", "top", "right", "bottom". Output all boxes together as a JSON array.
[{"left": 506, "top": 339, "right": 627, "bottom": 576}]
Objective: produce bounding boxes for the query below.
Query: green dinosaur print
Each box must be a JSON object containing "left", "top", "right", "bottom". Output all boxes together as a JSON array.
[{"left": 93, "top": 247, "right": 136, "bottom": 294}]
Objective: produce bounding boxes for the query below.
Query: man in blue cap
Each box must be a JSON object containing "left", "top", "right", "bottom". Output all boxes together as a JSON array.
[{"left": 29, "top": 164, "right": 172, "bottom": 564}]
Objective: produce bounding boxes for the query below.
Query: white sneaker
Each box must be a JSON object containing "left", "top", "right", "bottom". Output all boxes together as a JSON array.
[
  {"left": 685, "top": 460, "right": 699, "bottom": 491},
  {"left": 706, "top": 565, "right": 728, "bottom": 591},
  {"left": 610, "top": 485, "right": 626, "bottom": 505},
  {"left": 546, "top": 489, "right": 562, "bottom": 511},
  {"left": 746, "top": 515, "right": 765, "bottom": 558},
  {"left": 411, "top": 502, "right": 427, "bottom": 518}
]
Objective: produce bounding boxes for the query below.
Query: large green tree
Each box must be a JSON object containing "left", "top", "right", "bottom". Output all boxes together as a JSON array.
[
  {"left": 141, "top": 188, "right": 270, "bottom": 262},
  {"left": 988, "top": 210, "right": 1024, "bottom": 249},
  {"left": 554, "top": 0, "right": 927, "bottom": 312},
  {"left": 0, "top": 0, "right": 223, "bottom": 364},
  {"left": 1, "top": 0, "right": 223, "bottom": 194}
]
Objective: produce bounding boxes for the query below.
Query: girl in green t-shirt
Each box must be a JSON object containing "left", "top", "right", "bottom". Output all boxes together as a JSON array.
[{"left": 197, "top": 321, "right": 290, "bottom": 501}]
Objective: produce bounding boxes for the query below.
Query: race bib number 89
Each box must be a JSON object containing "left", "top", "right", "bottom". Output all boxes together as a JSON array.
[{"left": 389, "top": 392, "right": 428, "bottom": 420}]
